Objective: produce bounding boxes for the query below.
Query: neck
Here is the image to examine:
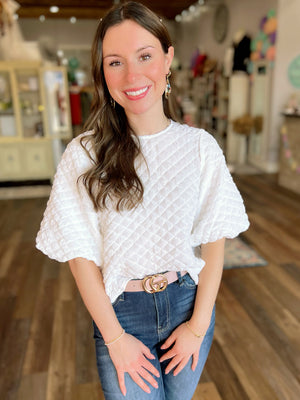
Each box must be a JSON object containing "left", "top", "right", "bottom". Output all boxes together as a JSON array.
[{"left": 126, "top": 105, "right": 170, "bottom": 136}]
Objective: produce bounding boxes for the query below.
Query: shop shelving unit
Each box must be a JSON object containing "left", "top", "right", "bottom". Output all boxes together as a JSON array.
[{"left": 0, "top": 61, "right": 72, "bottom": 182}]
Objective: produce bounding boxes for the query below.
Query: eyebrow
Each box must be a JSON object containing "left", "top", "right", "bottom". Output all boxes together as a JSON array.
[{"left": 103, "top": 45, "right": 155, "bottom": 59}]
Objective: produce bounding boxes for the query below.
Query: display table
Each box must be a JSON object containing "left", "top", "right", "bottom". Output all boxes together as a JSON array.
[{"left": 278, "top": 114, "right": 300, "bottom": 195}]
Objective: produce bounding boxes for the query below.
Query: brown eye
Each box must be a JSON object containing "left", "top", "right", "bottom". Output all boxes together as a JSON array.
[
  {"left": 140, "top": 53, "right": 151, "bottom": 61},
  {"left": 109, "top": 60, "right": 121, "bottom": 67}
]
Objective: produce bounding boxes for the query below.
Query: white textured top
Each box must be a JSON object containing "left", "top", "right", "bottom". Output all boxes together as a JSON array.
[{"left": 36, "top": 121, "right": 249, "bottom": 302}]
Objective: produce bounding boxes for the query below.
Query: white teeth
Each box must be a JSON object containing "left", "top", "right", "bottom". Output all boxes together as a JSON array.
[{"left": 125, "top": 87, "right": 148, "bottom": 96}]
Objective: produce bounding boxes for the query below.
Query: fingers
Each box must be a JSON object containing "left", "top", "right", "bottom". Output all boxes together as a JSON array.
[
  {"left": 159, "top": 348, "right": 177, "bottom": 363},
  {"left": 160, "top": 333, "right": 176, "bottom": 350},
  {"left": 117, "top": 370, "right": 127, "bottom": 397},
  {"left": 127, "top": 362, "right": 160, "bottom": 394},
  {"left": 118, "top": 365, "right": 159, "bottom": 395},
  {"left": 192, "top": 352, "right": 199, "bottom": 371},
  {"left": 137, "top": 366, "right": 159, "bottom": 389},
  {"left": 162, "top": 351, "right": 199, "bottom": 376},
  {"left": 142, "top": 344, "right": 156, "bottom": 360},
  {"left": 142, "top": 357, "right": 160, "bottom": 378},
  {"left": 164, "top": 354, "right": 184, "bottom": 375},
  {"left": 117, "top": 351, "right": 160, "bottom": 395},
  {"left": 172, "top": 356, "right": 190, "bottom": 376},
  {"left": 129, "top": 371, "right": 152, "bottom": 394}
]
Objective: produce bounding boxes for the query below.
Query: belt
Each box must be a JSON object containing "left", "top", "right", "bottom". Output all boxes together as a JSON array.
[{"left": 125, "top": 271, "right": 187, "bottom": 294}]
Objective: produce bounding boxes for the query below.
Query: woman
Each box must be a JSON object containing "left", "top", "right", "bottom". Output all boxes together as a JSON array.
[{"left": 36, "top": 2, "right": 249, "bottom": 399}]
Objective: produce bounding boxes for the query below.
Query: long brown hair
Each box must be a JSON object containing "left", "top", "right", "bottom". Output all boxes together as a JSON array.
[{"left": 79, "top": 1, "right": 179, "bottom": 211}]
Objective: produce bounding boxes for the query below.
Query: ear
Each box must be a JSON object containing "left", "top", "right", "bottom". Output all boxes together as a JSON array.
[{"left": 165, "top": 46, "right": 174, "bottom": 73}]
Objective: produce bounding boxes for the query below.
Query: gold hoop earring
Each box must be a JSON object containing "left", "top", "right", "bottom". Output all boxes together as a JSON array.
[
  {"left": 110, "top": 97, "right": 115, "bottom": 108},
  {"left": 165, "top": 71, "right": 171, "bottom": 99}
]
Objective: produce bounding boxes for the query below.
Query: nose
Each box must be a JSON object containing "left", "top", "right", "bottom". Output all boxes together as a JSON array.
[{"left": 125, "top": 62, "right": 140, "bottom": 84}]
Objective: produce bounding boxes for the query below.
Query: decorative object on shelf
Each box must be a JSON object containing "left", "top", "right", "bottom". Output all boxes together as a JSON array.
[
  {"left": 253, "top": 115, "right": 263, "bottom": 134},
  {"left": 232, "top": 114, "right": 263, "bottom": 136},
  {"left": 213, "top": 4, "right": 229, "bottom": 44},
  {"left": 192, "top": 52, "right": 207, "bottom": 77},
  {"left": 280, "top": 124, "right": 300, "bottom": 174},
  {"left": 284, "top": 93, "right": 300, "bottom": 115},
  {"left": 232, "top": 114, "right": 253, "bottom": 135}
]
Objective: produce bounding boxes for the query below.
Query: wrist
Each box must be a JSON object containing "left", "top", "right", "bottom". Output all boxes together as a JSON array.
[
  {"left": 187, "top": 316, "right": 210, "bottom": 337},
  {"left": 185, "top": 321, "right": 206, "bottom": 338},
  {"left": 104, "top": 328, "right": 125, "bottom": 346}
]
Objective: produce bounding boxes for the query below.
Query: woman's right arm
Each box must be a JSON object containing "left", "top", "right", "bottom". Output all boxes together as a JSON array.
[{"left": 68, "top": 257, "right": 160, "bottom": 396}]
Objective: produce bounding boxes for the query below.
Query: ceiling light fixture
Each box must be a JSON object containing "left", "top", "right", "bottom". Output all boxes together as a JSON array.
[
  {"left": 70, "top": 17, "right": 77, "bottom": 24},
  {"left": 49, "top": 6, "right": 59, "bottom": 13},
  {"left": 39, "top": 15, "right": 46, "bottom": 22}
]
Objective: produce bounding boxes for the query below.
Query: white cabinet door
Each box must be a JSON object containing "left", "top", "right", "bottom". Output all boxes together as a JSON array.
[
  {"left": 23, "top": 142, "right": 54, "bottom": 178},
  {"left": 0, "top": 142, "right": 54, "bottom": 180},
  {"left": 0, "top": 146, "right": 22, "bottom": 178}
]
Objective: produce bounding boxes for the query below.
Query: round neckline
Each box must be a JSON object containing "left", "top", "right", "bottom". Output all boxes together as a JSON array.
[{"left": 136, "top": 120, "right": 173, "bottom": 139}]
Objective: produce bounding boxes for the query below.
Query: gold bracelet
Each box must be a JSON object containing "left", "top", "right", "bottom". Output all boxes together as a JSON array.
[
  {"left": 105, "top": 329, "right": 125, "bottom": 346},
  {"left": 185, "top": 321, "right": 205, "bottom": 338}
]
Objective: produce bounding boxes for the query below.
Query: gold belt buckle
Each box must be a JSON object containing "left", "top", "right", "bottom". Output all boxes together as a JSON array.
[{"left": 142, "top": 274, "right": 168, "bottom": 294}]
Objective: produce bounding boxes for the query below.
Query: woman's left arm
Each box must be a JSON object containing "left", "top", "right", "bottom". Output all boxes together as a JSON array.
[{"left": 160, "top": 237, "right": 225, "bottom": 375}]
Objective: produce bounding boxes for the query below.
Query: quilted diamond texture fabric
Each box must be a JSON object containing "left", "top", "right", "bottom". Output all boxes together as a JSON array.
[{"left": 36, "top": 121, "right": 249, "bottom": 302}]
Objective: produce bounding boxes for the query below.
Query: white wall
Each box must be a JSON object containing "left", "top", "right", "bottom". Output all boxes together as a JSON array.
[
  {"left": 269, "top": 0, "right": 300, "bottom": 164},
  {"left": 20, "top": 18, "right": 98, "bottom": 48},
  {"left": 19, "top": 17, "right": 176, "bottom": 50}
]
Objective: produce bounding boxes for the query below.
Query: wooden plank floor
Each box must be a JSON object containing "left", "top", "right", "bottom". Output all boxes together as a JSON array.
[{"left": 0, "top": 173, "right": 299, "bottom": 400}]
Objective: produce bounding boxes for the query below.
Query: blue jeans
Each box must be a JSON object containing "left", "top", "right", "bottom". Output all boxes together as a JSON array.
[{"left": 93, "top": 273, "right": 215, "bottom": 400}]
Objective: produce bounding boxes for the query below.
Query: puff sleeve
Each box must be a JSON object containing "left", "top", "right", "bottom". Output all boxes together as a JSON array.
[
  {"left": 36, "top": 136, "right": 103, "bottom": 266},
  {"left": 191, "top": 131, "right": 249, "bottom": 245}
]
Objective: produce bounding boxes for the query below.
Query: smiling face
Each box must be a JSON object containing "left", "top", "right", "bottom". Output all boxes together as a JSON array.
[{"left": 102, "top": 20, "right": 174, "bottom": 121}]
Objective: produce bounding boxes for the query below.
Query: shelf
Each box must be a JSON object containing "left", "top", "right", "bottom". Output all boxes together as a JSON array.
[
  {"left": 0, "top": 111, "right": 14, "bottom": 116},
  {"left": 18, "top": 89, "right": 39, "bottom": 93},
  {"left": 282, "top": 112, "right": 300, "bottom": 118},
  {"left": 21, "top": 112, "right": 42, "bottom": 117}
]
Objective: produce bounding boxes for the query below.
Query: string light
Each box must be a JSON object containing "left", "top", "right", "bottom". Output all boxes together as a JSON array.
[{"left": 175, "top": 0, "right": 210, "bottom": 23}]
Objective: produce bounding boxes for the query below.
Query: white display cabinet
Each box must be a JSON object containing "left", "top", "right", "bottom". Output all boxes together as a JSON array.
[{"left": 0, "top": 61, "right": 72, "bottom": 181}]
